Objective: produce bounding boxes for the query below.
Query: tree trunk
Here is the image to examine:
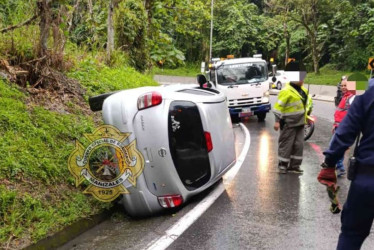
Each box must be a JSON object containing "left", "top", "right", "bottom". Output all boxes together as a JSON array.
[
  {"left": 107, "top": 0, "right": 115, "bottom": 63},
  {"left": 38, "top": 0, "right": 52, "bottom": 57},
  {"left": 144, "top": 0, "right": 153, "bottom": 36},
  {"left": 311, "top": 35, "right": 319, "bottom": 73},
  {"left": 284, "top": 21, "right": 290, "bottom": 66}
]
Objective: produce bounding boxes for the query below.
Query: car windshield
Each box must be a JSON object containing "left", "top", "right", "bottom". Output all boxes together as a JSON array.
[{"left": 216, "top": 62, "right": 267, "bottom": 85}]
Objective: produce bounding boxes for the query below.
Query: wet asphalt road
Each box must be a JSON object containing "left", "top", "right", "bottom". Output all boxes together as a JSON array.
[{"left": 59, "top": 97, "right": 374, "bottom": 250}]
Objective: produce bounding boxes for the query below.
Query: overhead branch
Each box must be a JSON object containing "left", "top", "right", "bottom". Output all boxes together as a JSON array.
[{"left": 0, "top": 14, "right": 39, "bottom": 33}]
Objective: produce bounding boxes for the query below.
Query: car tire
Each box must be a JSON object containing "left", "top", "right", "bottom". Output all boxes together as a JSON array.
[
  {"left": 304, "top": 119, "right": 315, "bottom": 141},
  {"left": 257, "top": 113, "right": 266, "bottom": 122},
  {"left": 277, "top": 82, "right": 282, "bottom": 90},
  {"left": 230, "top": 114, "right": 240, "bottom": 123}
]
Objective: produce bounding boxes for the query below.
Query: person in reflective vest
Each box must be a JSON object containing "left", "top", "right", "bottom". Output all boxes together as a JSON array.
[
  {"left": 273, "top": 61, "right": 312, "bottom": 174},
  {"left": 330, "top": 80, "right": 355, "bottom": 177}
]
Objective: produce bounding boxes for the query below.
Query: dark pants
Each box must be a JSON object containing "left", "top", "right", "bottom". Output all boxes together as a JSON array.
[
  {"left": 337, "top": 167, "right": 374, "bottom": 249},
  {"left": 278, "top": 125, "right": 304, "bottom": 168}
]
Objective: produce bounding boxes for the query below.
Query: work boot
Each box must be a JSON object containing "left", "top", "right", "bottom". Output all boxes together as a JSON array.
[
  {"left": 288, "top": 166, "right": 303, "bottom": 174},
  {"left": 278, "top": 166, "right": 287, "bottom": 174}
]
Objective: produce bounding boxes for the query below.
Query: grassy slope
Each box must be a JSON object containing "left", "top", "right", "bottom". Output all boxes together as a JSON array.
[
  {"left": 0, "top": 61, "right": 158, "bottom": 248},
  {"left": 305, "top": 67, "right": 370, "bottom": 90}
]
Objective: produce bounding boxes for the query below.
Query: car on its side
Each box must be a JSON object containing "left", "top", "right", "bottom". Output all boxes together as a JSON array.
[
  {"left": 89, "top": 82, "right": 236, "bottom": 216},
  {"left": 269, "top": 70, "right": 288, "bottom": 90}
]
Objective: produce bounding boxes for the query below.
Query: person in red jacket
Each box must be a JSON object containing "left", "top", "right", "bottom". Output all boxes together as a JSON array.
[{"left": 330, "top": 80, "right": 355, "bottom": 177}]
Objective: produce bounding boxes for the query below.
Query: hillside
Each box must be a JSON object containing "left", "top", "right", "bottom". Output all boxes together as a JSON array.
[{"left": 0, "top": 60, "right": 158, "bottom": 249}]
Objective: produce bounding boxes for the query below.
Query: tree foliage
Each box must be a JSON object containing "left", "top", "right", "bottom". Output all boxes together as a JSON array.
[{"left": 0, "top": 0, "right": 373, "bottom": 72}]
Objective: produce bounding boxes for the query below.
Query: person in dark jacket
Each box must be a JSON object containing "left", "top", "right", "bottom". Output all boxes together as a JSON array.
[{"left": 318, "top": 86, "right": 374, "bottom": 249}]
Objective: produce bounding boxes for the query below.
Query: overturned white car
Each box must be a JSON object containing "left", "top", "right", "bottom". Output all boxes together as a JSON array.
[{"left": 88, "top": 81, "right": 236, "bottom": 216}]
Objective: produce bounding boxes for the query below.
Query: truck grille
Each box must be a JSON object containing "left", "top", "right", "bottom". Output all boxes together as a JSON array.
[{"left": 228, "top": 97, "right": 262, "bottom": 107}]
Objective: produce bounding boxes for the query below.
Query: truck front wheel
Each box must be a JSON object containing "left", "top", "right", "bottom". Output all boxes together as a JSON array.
[{"left": 257, "top": 113, "right": 266, "bottom": 122}]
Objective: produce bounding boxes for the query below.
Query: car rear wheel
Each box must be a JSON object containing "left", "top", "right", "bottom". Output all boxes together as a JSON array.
[
  {"left": 257, "top": 113, "right": 266, "bottom": 122},
  {"left": 277, "top": 82, "right": 282, "bottom": 90}
]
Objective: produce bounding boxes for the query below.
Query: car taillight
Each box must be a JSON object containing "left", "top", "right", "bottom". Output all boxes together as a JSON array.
[
  {"left": 204, "top": 131, "right": 213, "bottom": 152},
  {"left": 137, "top": 91, "right": 162, "bottom": 110},
  {"left": 157, "top": 195, "right": 183, "bottom": 208}
]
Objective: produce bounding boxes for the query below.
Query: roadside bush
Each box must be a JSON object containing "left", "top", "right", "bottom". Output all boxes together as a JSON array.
[{"left": 0, "top": 79, "right": 111, "bottom": 248}]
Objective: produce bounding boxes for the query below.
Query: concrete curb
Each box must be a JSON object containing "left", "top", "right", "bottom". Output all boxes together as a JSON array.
[{"left": 24, "top": 208, "right": 115, "bottom": 250}]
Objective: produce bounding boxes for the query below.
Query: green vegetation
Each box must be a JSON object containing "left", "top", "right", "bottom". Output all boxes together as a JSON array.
[
  {"left": 0, "top": 59, "right": 158, "bottom": 248},
  {"left": 1, "top": 0, "right": 374, "bottom": 248},
  {"left": 0, "top": 79, "right": 109, "bottom": 246},
  {"left": 305, "top": 65, "right": 370, "bottom": 90},
  {"left": 151, "top": 63, "right": 201, "bottom": 77},
  {"left": 68, "top": 57, "right": 158, "bottom": 97}
]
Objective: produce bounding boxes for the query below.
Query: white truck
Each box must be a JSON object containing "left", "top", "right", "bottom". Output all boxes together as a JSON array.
[{"left": 207, "top": 56, "right": 271, "bottom": 123}]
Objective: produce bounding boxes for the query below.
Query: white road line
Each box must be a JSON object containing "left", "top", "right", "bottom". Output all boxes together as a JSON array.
[{"left": 145, "top": 123, "right": 251, "bottom": 250}]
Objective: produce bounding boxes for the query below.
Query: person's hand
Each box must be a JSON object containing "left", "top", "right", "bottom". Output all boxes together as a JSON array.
[
  {"left": 317, "top": 163, "right": 337, "bottom": 188},
  {"left": 274, "top": 122, "right": 280, "bottom": 131},
  {"left": 331, "top": 127, "right": 335, "bottom": 134}
]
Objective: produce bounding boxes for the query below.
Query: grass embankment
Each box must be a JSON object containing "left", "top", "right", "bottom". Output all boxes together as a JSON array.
[
  {"left": 305, "top": 66, "right": 371, "bottom": 90},
  {"left": 0, "top": 60, "right": 158, "bottom": 249}
]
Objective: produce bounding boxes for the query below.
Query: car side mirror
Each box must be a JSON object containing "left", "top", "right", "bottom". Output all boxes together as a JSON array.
[{"left": 197, "top": 74, "right": 207, "bottom": 85}]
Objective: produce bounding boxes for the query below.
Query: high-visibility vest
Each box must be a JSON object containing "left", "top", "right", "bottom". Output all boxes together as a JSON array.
[{"left": 274, "top": 83, "right": 313, "bottom": 125}]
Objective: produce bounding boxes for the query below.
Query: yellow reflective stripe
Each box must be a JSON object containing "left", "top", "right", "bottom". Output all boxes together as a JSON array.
[
  {"left": 281, "top": 110, "right": 305, "bottom": 116},
  {"left": 277, "top": 99, "right": 302, "bottom": 107},
  {"left": 274, "top": 103, "right": 304, "bottom": 114}
]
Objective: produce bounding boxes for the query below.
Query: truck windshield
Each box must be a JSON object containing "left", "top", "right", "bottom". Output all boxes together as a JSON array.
[{"left": 216, "top": 62, "right": 267, "bottom": 85}]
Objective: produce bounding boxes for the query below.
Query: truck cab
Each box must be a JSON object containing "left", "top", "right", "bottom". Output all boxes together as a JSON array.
[{"left": 208, "top": 56, "right": 271, "bottom": 123}]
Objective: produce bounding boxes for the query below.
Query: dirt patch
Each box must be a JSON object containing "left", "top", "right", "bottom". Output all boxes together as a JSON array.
[
  {"left": 0, "top": 59, "right": 102, "bottom": 123},
  {"left": 25, "top": 69, "right": 90, "bottom": 114}
]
